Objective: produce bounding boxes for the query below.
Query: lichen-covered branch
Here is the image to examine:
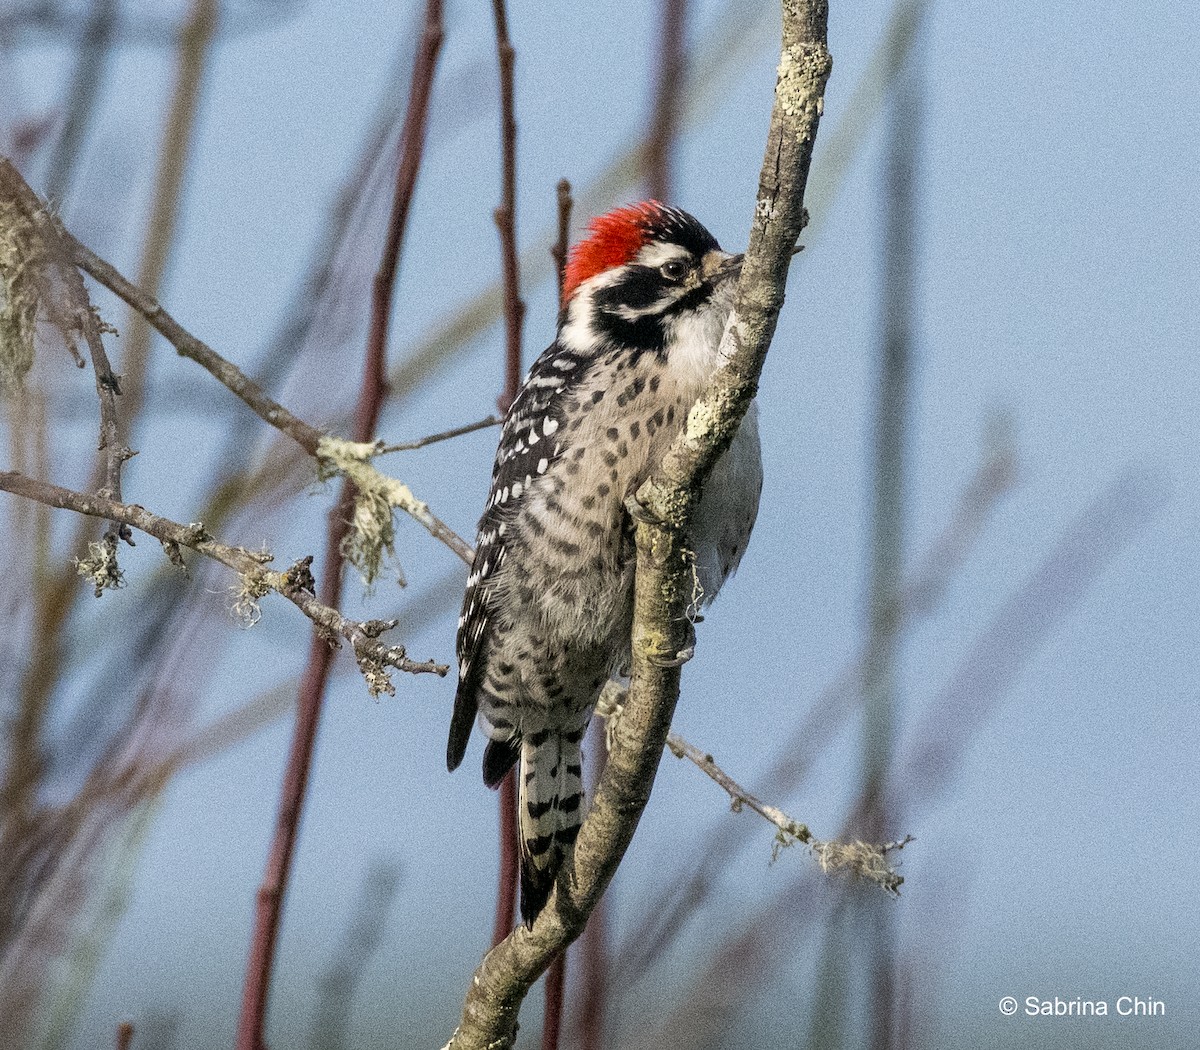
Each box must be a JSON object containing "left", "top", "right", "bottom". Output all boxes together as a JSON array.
[
  {"left": 663, "top": 730, "right": 909, "bottom": 894},
  {"left": 0, "top": 471, "right": 447, "bottom": 691},
  {"left": 0, "top": 160, "right": 474, "bottom": 570},
  {"left": 442, "top": 4, "right": 832, "bottom": 1047},
  {"left": 595, "top": 681, "right": 908, "bottom": 894},
  {"left": 0, "top": 158, "right": 132, "bottom": 584}
]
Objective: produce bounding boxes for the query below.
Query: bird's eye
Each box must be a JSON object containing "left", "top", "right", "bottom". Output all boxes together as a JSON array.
[{"left": 660, "top": 259, "right": 689, "bottom": 281}]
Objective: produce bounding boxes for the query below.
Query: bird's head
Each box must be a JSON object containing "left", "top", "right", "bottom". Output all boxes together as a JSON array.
[{"left": 559, "top": 201, "right": 742, "bottom": 355}]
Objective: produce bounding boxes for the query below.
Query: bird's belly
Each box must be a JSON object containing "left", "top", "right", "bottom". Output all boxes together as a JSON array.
[{"left": 690, "top": 403, "right": 763, "bottom": 604}]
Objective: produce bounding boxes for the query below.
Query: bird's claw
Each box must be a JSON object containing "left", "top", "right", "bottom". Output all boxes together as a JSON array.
[
  {"left": 648, "top": 619, "right": 697, "bottom": 668},
  {"left": 623, "top": 491, "right": 659, "bottom": 526},
  {"left": 649, "top": 643, "right": 695, "bottom": 668}
]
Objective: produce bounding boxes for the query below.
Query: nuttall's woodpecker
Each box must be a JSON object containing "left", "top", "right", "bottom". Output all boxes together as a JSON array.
[{"left": 447, "top": 202, "right": 762, "bottom": 923}]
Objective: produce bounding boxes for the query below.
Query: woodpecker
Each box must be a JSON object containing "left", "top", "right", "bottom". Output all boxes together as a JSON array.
[{"left": 448, "top": 201, "right": 762, "bottom": 923}]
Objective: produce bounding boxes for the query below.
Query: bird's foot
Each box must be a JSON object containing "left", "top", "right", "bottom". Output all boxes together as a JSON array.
[{"left": 648, "top": 618, "right": 697, "bottom": 668}]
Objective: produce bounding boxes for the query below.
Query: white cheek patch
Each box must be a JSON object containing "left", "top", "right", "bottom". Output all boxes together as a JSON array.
[
  {"left": 560, "top": 271, "right": 624, "bottom": 354},
  {"left": 612, "top": 296, "right": 684, "bottom": 322},
  {"left": 635, "top": 242, "right": 692, "bottom": 270}
]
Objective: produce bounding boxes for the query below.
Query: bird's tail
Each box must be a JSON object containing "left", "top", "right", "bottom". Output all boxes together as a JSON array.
[{"left": 517, "top": 728, "right": 586, "bottom": 923}]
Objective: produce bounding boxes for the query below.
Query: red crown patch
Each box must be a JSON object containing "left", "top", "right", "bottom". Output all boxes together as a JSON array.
[{"left": 561, "top": 200, "right": 666, "bottom": 302}]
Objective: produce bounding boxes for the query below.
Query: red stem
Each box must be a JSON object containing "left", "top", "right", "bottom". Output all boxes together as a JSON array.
[
  {"left": 488, "top": 0, "right": 524, "bottom": 959},
  {"left": 541, "top": 952, "right": 566, "bottom": 1050},
  {"left": 233, "top": 6, "right": 444, "bottom": 1049},
  {"left": 491, "top": 0, "right": 524, "bottom": 413},
  {"left": 491, "top": 769, "right": 519, "bottom": 946},
  {"left": 551, "top": 178, "right": 573, "bottom": 307},
  {"left": 575, "top": 722, "right": 610, "bottom": 1050}
]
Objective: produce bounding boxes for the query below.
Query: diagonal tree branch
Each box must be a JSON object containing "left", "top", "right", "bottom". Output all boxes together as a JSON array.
[
  {"left": 0, "top": 471, "right": 446, "bottom": 685},
  {"left": 442, "top": 3, "right": 832, "bottom": 1046},
  {"left": 0, "top": 161, "right": 474, "bottom": 568}
]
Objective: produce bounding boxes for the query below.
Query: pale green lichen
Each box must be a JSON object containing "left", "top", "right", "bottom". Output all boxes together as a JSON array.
[
  {"left": 75, "top": 538, "right": 123, "bottom": 596},
  {"left": 231, "top": 568, "right": 273, "bottom": 627},
  {"left": 316, "top": 435, "right": 423, "bottom": 589},
  {"left": 353, "top": 645, "right": 396, "bottom": 699},
  {"left": 0, "top": 192, "right": 43, "bottom": 393},
  {"left": 811, "top": 837, "right": 905, "bottom": 897}
]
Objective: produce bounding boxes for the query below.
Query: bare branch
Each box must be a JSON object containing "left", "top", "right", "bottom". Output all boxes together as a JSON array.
[
  {"left": 596, "top": 683, "right": 907, "bottom": 892},
  {"left": 65, "top": 224, "right": 326, "bottom": 455},
  {"left": 376, "top": 415, "right": 501, "bottom": 454},
  {"left": 0, "top": 158, "right": 132, "bottom": 567},
  {"left": 550, "top": 178, "right": 572, "bottom": 307},
  {"left": 665, "top": 732, "right": 909, "bottom": 893},
  {"left": 0, "top": 163, "right": 474, "bottom": 566},
  {"left": 0, "top": 471, "right": 447, "bottom": 686},
  {"left": 491, "top": 0, "right": 525, "bottom": 413},
  {"left": 443, "top": 3, "right": 832, "bottom": 1046}
]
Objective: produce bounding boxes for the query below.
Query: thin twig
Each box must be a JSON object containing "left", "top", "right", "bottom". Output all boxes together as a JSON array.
[
  {"left": 600, "top": 696, "right": 908, "bottom": 891},
  {"left": 234, "top": 5, "right": 445, "bottom": 1050},
  {"left": 646, "top": 0, "right": 689, "bottom": 202},
  {"left": 665, "top": 733, "right": 814, "bottom": 847},
  {"left": 550, "top": 178, "right": 572, "bottom": 306},
  {"left": 0, "top": 471, "right": 446, "bottom": 685},
  {"left": 376, "top": 414, "right": 500, "bottom": 453},
  {"left": 442, "top": 4, "right": 832, "bottom": 1046},
  {"left": 0, "top": 163, "right": 473, "bottom": 565},
  {"left": 613, "top": 422, "right": 1016, "bottom": 994},
  {"left": 491, "top": 0, "right": 524, "bottom": 413},
  {"left": 66, "top": 226, "right": 325, "bottom": 454},
  {"left": 0, "top": 161, "right": 131, "bottom": 557}
]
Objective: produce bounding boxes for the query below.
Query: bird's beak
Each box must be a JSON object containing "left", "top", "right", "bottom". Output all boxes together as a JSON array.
[
  {"left": 705, "top": 244, "right": 801, "bottom": 285},
  {"left": 703, "top": 250, "right": 744, "bottom": 285}
]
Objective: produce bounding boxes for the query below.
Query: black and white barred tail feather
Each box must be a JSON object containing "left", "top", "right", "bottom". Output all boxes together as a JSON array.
[{"left": 517, "top": 729, "right": 585, "bottom": 923}]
